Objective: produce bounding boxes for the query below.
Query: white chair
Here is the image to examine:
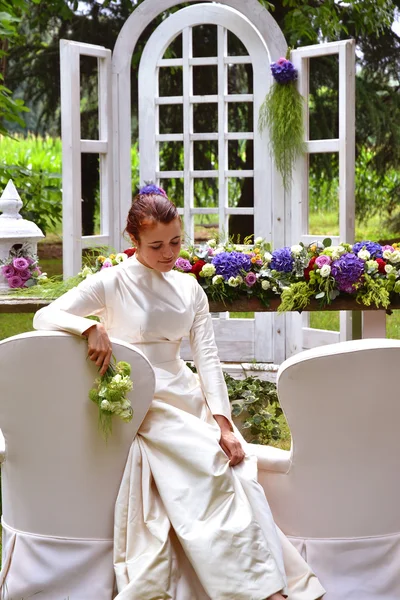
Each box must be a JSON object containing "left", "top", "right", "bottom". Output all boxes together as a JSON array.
[
  {"left": 0, "top": 330, "right": 155, "bottom": 600},
  {"left": 254, "top": 338, "right": 400, "bottom": 600}
]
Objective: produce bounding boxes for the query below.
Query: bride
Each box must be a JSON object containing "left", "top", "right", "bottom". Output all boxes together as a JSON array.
[{"left": 34, "top": 185, "right": 325, "bottom": 600}]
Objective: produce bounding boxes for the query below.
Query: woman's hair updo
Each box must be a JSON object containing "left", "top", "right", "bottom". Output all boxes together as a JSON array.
[{"left": 126, "top": 184, "right": 179, "bottom": 242}]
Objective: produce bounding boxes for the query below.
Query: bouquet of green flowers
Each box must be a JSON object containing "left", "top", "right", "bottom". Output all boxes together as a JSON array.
[{"left": 89, "top": 358, "right": 134, "bottom": 440}]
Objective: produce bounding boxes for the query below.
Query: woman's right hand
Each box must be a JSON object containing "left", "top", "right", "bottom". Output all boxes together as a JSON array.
[{"left": 83, "top": 323, "right": 113, "bottom": 376}]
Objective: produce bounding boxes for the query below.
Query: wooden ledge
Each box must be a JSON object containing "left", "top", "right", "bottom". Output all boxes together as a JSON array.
[{"left": 1, "top": 295, "right": 400, "bottom": 314}]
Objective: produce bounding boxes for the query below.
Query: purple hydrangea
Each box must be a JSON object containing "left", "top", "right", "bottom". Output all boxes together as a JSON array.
[
  {"left": 270, "top": 247, "right": 294, "bottom": 273},
  {"left": 174, "top": 257, "right": 192, "bottom": 272},
  {"left": 211, "top": 251, "right": 252, "bottom": 280},
  {"left": 13, "top": 257, "right": 30, "bottom": 271},
  {"left": 245, "top": 272, "right": 257, "bottom": 287},
  {"left": 7, "top": 275, "right": 24, "bottom": 289},
  {"left": 2, "top": 264, "right": 15, "bottom": 279},
  {"left": 352, "top": 241, "right": 383, "bottom": 259},
  {"left": 271, "top": 58, "right": 298, "bottom": 84},
  {"left": 138, "top": 184, "right": 167, "bottom": 197},
  {"left": 331, "top": 253, "right": 365, "bottom": 293}
]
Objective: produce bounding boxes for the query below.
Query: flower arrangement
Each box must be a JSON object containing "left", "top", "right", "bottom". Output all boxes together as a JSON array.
[
  {"left": 0, "top": 243, "right": 47, "bottom": 289},
  {"left": 175, "top": 236, "right": 275, "bottom": 307},
  {"left": 12, "top": 236, "right": 400, "bottom": 313},
  {"left": 88, "top": 357, "right": 134, "bottom": 440},
  {"left": 258, "top": 53, "right": 305, "bottom": 190},
  {"left": 274, "top": 239, "right": 400, "bottom": 312}
]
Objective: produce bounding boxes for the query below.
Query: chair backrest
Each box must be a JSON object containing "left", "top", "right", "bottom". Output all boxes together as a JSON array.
[
  {"left": 0, "top": 331, "right": 155, "bottom": 539},
  {"left": 270, "top": 338, "right": 400, "bottom": 539}
]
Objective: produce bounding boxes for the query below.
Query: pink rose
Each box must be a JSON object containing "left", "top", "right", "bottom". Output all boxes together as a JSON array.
[
  {"left": 315, "top": 255, "right": 331, "bottom": 268},
  {"left": 245, "top": 272, "right": 257, "bottom": 287},
  {"left": 13, "top": 257, "right": 29, "bottom": 270},
  {"left": 8, "top": 275, "right": 24, "bottom": 288},
  {"left": 2, "top": 264, "right": 15, "bottom": 279},
  {"left": 18, "top": 269, "right": 32, "bottom": 281}
]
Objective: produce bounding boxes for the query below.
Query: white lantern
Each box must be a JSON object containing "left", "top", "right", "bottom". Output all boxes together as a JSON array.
[{"left": 0, "top": 179, "right": 44, "bottom": 293}]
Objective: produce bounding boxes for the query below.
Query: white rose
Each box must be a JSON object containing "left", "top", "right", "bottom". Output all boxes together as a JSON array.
[
  {"left": 391, "top": 251, "right": 400, "bottom": 264},
  {"left": 261, "top": 280, "right": 271, "bottom": 290},
  {"left": 208, "top": 239, "right": 217, "bottom": 248},
  {"left": 254, "top": 236, "right": 263, "bottom": 245},
  {"left": 264, "top": 252, "right": 272, "bottom": 263},
  {"left": 385, "top": 264, "right": 395, "bottom": 274},
  {"left": 100, "top": 400, "right": 111, "bottom": 410},
  {"left": 115, "top": 253, "right": 127, "bottom": 263},
  {"left": 291, "top": 244, "right": 303, "bottom": 256},
  {"left": 383, "top": 250, "right": 393, "bottom": 260},
  {"left": 200, "top": 264, "right": 216, "bottom": 277},
  {"left": 80, "top": 266, "right": 93, "bottom": 278},
  {"left": 319, "top": 264, "right": 331, "bottom": 278},
  {"left": 357, "top": 249, "right": 370, "bottom": 260},
  {"left": 236, "top": 275, "right": 243, "bottom": 284},
  {"left": 366, "top": 260, "right": 378, "bottom": 272},
  {"left": 212, "top": 274, "right": 224, "bottom": 285},
  {"left": 112, "top": 374, "right": 122, "bottom": 384},
  {"left": 228, "top": 276, "right": 238, "bottom": 287}
]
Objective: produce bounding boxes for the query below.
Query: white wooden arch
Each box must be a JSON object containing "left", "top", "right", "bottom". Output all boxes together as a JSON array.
[
  {"left": 60, "top": 0, "right": 357, "bottom": 363},
  {"left": 112, "top": 0, "right": 287, "bottom": 243},
  {"left": 136, "top": 3, "right": 283, "bottom": 363}
]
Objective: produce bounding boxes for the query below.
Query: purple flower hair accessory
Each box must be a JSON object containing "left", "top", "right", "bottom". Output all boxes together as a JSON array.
[
  {"left": 211, "top": 251, "right": 252, "bottom": 280},
  {"left": 331, "top": 253, "right": 365, "bottom": 293},
  {"left": 270, "top": 58, "right": 298, "bottom": 84},
  {"left": 138, "top": 184, "right": 168, "bottom": 198},
  {"left": 270, "top": 247, "right": 294, "bottom": 273}
]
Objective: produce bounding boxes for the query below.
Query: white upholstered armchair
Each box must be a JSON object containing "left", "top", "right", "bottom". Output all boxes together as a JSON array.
[
  {"left": 254, "top": 338, "right": 400, "bottom": 600},
  {"left": 0, "top": 331, "right": 155, "bottom": 600}
]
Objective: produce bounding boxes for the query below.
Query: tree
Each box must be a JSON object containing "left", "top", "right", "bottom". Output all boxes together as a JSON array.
[
  {"left": 0, "top": 0, "right": 29, "bottom": 135},
  {"left": 3, "top": 0, "right": 400, "bottom": 236}
]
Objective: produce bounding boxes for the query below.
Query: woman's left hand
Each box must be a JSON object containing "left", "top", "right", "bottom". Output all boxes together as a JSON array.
[{"left": 214, "top": 415, "right": 245, "bottom": 466}]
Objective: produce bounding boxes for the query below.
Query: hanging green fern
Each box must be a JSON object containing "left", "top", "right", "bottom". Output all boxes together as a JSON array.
[{"left": 258, "top": 56, "right": 305, "bottom": 191}]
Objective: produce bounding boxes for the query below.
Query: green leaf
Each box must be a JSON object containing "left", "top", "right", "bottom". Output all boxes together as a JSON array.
[{"left": 322, "top": 238, "right": 332, "bottom": 248}]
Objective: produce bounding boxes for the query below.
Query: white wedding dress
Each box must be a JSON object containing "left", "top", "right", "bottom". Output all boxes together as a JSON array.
[{"left": 33, "top": 255, "right": 325, "bottom": 600}]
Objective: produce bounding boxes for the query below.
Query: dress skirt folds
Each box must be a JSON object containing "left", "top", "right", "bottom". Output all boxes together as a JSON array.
[{"left": 33, "top": 255, "right": 326, "bottom": 600}]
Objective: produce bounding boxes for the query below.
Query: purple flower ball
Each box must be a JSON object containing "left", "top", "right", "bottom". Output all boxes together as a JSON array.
[
  {"left": 2, "top": 264, "right": 15, "bottom": 278},
  {"left": 138, "top": 184, "right": 167, "bottom": 198},
  {"left": 8, "top": 275, "right": 24, "bottom": 289},
  {"left": 315, "top": 255, "right": 332, "bottom": 268},
  {"left": 13, "top": 257, "right": 30, "bottom": 270},
  {"left": 352, "top": 241, "right": 383, "bottom": 259},
  {"left": 245, "top": 272, "right": 257, "bottom": 287},
  {"left": 211, "top": 251, "right": 252, "bottom": 280},
  {"left": 174, "top": 257, "right": 192, "bottom": 272},
  {"left": 271, "top": 58, "right": 298, "bottom": 84},
  {"left": 270, "top": 247, "right": 294, "bottom": 273},
  {"left": 331, "top": 253, "right": 365, "bottom": 293}
]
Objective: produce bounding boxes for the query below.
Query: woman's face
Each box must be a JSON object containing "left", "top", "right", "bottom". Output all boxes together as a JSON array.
[{"left": 132, "top": 218, "right": 182, "bottom": 272}]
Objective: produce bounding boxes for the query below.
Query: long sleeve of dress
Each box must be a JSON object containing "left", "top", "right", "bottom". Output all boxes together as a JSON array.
[
  {"left": 33, "top": 274, "right": 107, "bottom": 336},
  {"left": 189, "top": 283, "right": 233, "bottom": 424}
]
